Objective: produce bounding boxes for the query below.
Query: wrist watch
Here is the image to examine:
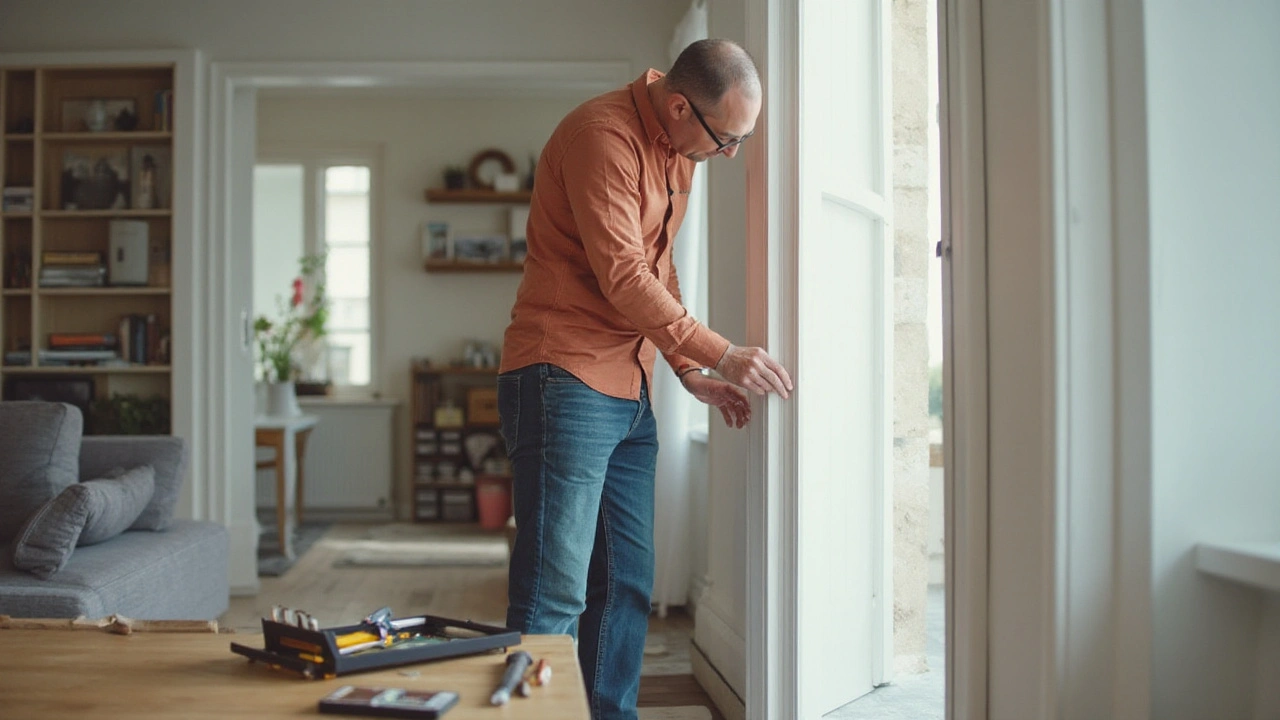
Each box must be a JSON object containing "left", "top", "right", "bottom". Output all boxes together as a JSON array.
[{"left": 678, "top": 367, "right": 709, "bottom": 383}]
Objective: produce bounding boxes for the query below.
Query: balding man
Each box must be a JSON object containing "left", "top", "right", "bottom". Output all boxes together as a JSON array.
[{"left": 498, "top": 39, "right": 793, "bottom": 720}]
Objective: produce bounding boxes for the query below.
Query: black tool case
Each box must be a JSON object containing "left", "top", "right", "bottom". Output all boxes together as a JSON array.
[{"left": 230, "top": 613, "right": 521, "bottom": 679}]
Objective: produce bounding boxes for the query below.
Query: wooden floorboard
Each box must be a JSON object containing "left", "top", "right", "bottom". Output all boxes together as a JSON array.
[
  {"left": 639, "top": 674, "right": 726, "bottom": 720},
  {"left": 222, "top": 522, "right": 720, "bottom": 715}
]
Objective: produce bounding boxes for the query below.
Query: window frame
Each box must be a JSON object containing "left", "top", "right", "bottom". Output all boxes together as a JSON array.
[{"left": 256, "top": 146, "right": 383, "bottom": 397}]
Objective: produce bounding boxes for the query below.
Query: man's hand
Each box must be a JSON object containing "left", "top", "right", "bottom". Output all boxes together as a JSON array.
[
  {"left": 714, "top": 344, "right": 794, "bottom": 399},
  {"left": 681, "top": 372, "right": 752, "bottom": 429}
]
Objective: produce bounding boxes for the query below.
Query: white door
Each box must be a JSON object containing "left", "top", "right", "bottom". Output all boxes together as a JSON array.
[{"left": 796, "top": 0, "right": 894, "bottom": 715}]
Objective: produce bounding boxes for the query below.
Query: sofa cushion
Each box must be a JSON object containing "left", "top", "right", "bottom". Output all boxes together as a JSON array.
[
  {"left": 0, "top": 520, "right": 230, "bottom": 620},
  {"left": 10, "top": 468, "right": 155, "bottom": 578},
  {"left": 0, "top": 402, "right": 83, "bottom": 543},
  {"left": 79, "top": 437, "right": 186, "bottom": 531}
]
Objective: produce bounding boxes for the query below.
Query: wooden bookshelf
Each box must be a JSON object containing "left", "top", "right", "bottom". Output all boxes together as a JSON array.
[
  {"left": 0, "top": 63, "right": 176, "bottom": 431},
  {"left": 409, "top": 361, "right": 509, "bottom": 523}
]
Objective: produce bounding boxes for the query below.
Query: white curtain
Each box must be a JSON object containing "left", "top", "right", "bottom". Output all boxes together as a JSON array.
[{"left": 652, "top": 0, "right": 708, "bottom": 615}]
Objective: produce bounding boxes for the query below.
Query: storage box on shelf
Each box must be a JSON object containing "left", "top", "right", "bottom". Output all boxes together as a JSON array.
[
  {"left": 410, "top": 360, "right": 511, "bottom": 523},
  {"left": 0, "top": 63, "right": 175, "bottom": 430}
]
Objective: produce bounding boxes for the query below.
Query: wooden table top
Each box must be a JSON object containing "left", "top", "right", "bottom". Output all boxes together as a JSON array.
[{"left": 0, "top": 630, "right": 588, "bottom": 718}]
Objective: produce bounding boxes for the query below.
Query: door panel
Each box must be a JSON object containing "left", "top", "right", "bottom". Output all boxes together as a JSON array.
[{"left": 797, "top": 0, "right": 893, "bottom": 716}]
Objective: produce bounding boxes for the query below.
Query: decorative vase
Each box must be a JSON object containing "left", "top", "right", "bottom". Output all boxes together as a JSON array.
[
  {"left": 265, "top": 381, "right": 301, "bottom": 417},
  {"left": 84, "top": 100, "right": 109, "bottom": 132}
]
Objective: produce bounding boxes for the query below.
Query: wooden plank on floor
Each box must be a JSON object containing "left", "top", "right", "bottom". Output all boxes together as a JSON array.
[{"left": 639, "top": 674, "right": 725, "bottom": 720}]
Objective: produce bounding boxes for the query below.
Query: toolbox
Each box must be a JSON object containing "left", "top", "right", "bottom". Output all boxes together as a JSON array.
[{"left": 230, "top": 613, "right": 521, "bottom": 680}]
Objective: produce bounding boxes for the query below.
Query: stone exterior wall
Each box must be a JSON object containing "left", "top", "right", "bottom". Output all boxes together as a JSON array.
[{"left": 891, "top": 0, "right": 933, "bottom": 674}]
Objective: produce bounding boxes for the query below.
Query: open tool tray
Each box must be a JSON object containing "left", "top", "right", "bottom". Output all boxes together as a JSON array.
[{"left": 230, "top": 614, "right": 521, "bottom": 679}]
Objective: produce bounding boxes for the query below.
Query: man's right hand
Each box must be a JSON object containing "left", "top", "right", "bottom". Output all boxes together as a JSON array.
[{"left": 714, "top": 344, "right": 794, "bottom": 399}]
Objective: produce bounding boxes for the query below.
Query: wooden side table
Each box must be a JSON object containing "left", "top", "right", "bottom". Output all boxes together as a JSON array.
[{"left": 255, "top": 414, "right": 319, "bottom": 558}]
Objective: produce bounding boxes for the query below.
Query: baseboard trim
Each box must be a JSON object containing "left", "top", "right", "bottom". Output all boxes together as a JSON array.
[
  {"left": 691, "top": 640, "right": 745, "bottom": 720},
  {"left": 229, "top": 582, "right": 260, "bottom": 597}
]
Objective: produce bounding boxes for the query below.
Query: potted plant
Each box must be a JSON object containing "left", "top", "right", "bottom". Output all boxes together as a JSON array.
[
  {"left": 90, "top": 393, "right": 170, "bottom": 435},
  {"left": 254, "top": 253, "right": 328, "bottom": 416},
  {"left": 443, "top": 165, "right": 466, "bottom": 190}
]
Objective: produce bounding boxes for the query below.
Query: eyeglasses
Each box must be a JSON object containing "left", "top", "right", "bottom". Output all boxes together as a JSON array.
[{"left": 687, "top": 100, "right": 754, "bottom": 152}]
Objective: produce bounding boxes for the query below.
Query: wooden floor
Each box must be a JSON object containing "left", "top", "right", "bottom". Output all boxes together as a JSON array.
[{"left": 222, "top": 522, "right": 722, "bottom": 719}]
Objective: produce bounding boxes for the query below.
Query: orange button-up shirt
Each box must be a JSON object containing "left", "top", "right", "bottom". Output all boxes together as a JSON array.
[{"left": 500, "top": 70, "right": 730, "bottom": 400}]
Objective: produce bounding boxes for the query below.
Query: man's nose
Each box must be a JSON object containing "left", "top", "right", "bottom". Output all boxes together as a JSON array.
[{"left": 721, "top": 144, "right": 740, "bottom": 159}]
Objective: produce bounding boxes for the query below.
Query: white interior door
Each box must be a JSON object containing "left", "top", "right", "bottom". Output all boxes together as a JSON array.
[{"left": 796, "top": 0, "right": 894, "bottom": 715}]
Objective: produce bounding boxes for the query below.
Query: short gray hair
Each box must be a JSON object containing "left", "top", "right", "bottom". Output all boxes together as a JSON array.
[{"left": 666, "top": 39, "right": 761, "bottom": 110}]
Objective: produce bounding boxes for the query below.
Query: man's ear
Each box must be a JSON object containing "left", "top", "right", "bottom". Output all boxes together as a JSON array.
[{"left": 667, "top": 92, "right": 691, "bottom": 120}]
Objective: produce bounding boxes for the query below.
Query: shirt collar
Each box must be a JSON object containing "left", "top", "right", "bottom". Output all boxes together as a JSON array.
[{"left": 631, "top": 69, "right": 670, "bottom": 147}]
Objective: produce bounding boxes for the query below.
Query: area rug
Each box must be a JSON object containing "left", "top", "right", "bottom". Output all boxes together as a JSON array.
[
  {"left": 257, "top": 521, "right": 330, "bottom": 577},
  {"left": 637, "top": 708, "right": 713, "bottom": 720},
  {"left": 331, "top": 524, "right": 508, "bottom": 569}
]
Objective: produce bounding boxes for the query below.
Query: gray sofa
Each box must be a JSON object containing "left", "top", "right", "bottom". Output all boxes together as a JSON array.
[{"left": 0, "top": 401, "right": 229, "bottom": 619}]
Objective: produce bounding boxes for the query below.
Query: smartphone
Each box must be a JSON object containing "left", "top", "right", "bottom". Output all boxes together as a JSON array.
[{"left": 318, "top": 685, "right": 459, "bottom": 718}]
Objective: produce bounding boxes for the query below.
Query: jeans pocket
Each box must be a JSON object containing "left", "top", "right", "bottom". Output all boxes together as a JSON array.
[
  {"left": 497, "top": 374, "right": 521, "bottom": 456},
  {"left": 544, "top": 364, "right": 582, "bottom": 384}
]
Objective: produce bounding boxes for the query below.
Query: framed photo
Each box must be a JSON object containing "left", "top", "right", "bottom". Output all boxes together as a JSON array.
[
  {"left": 60, "top": 98, "right": 138, "bottom": 132},
  {"left": 129, "top": 145, "right": 172, "bottom": 209},
  {"left": 508, "top": 207, "right": 530, "bottom": 264},
  {"left": 421, "top": 221, "right": 451, "bottom": 261},
  {"left": 60, "top": 147, "right": 130, "bottom": 210},
  {"left": 451, "top": 233, "right": 508, "bottom": 264}
]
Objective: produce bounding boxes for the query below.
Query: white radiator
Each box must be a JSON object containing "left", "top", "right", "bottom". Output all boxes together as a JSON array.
[{"left": 256, "top": 398, "right": 398, "bottom": 518}]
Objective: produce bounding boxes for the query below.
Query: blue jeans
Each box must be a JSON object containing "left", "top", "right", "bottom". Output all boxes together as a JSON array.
[{"left": 498, "top": 363, "right": 657, "bottom": 720}]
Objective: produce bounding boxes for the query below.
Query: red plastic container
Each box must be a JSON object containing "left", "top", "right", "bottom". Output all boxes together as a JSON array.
[{"left": 476, "top": 474, "right": 512, "bottom": 530}]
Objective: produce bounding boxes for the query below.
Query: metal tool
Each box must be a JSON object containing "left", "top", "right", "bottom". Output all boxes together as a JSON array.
[{"left": 489, "top": 650, "right": 534, "bottom": 706}]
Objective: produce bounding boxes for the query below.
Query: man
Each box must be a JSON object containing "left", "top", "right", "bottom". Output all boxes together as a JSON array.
[{"left": 498, "top": 39, "right": 793, "bottom": 720}]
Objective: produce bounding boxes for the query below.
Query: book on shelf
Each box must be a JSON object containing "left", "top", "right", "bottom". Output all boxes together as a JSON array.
[
  {"left": 38, "top": 264, "right": 107, "bottom": 287},
  {"left": 117, "top": 313, "right": 164, "bottom": 365},
  {"left": 48, "top": 332, "right": 117, "bottom": 351},
  {"left": 2, "top": 187, "right": 33, "bottom": 212},
  {"left": 153, "top": 89, "right": 174, "bottom": 132},
  {"left": 42, "top": 251, "right": 104, "bottom": 266}
]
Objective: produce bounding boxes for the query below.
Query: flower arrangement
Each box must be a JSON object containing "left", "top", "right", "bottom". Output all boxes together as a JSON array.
[{"left": 254, "top": 253, "right": 328, "bottom": 383}]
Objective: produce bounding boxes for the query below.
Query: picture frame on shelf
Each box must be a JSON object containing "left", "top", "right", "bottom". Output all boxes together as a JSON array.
[
  {"left": 508, "top": 206, "right": 530, "bottom": 264},
  {"left": 60, "top": 147, "right": 130, "bottom": 210},
  {"left": 59, "top": 98, "right": 138, "bottom": 133},
  {"left": 421, "top": 221, "right": 451, "bottom": 261},
  {"left": 451, "top": 233, "right": 508, "bottom": 264},
  {"left": 129, "top": 145, "right": 172, "bottom": 209}
]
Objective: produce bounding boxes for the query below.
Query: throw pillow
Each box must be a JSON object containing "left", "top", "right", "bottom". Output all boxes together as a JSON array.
[
  {"left": 11, "top": 467, "right": 156, "bottom": 579},
  {"left": 78, "top": 466, "right": 155, "bottom": 545},
  {"left": 0, "top": 402, "right": 83, "bottom": 544}
]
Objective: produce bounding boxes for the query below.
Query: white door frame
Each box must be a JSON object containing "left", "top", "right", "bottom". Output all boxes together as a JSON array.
[
  {"left": 743, "top": 0, "right": 990, "bottom": 716},
  {"left": 938, "top": 0, "right": 990, "bottom": 717},
  {"left": 206, "top": 59, "right": 632, "bottom": 593}
]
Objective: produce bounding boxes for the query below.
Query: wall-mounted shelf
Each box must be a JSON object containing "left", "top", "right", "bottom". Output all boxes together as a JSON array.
[
  {"left": 424, "top": 188, "right": 531, "bottom": 204},
  {"left": 423, "top": 260, "right": 524, "bottom": 274}
]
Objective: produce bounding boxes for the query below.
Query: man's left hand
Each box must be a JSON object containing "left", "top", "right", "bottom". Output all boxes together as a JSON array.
[{"left": 681, "top": 372, "right": 752, "bottom": 429}]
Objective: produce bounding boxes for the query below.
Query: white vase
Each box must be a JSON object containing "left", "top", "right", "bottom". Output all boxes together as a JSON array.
[
  {"left": 265, "top": 381, "right": 301, "bottom": 417},
  {"left": 84, "top": 99, "right": 109, "bottom": 132}
]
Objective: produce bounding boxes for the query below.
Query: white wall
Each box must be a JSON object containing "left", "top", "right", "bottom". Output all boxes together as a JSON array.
[
  {"left": 255, "top": 91, "right": 585, "bottom": 516},
  {"left": 0, "top": 1, "right": 685, "bottom": 69},
  {"left": 1145, "top": 2, "right": 1280, "bottom": 718}
]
